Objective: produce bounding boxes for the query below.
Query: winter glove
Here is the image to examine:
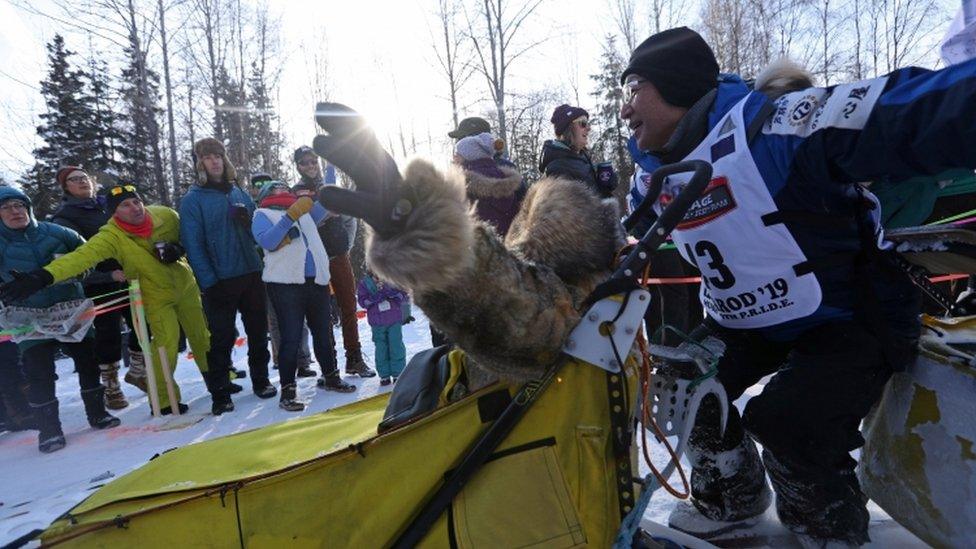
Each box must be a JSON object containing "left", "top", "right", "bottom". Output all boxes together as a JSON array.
[
  {"left": 311, "top": 103, "right": 411, "bottom": 238},
  {"left": 0, "top": 269, "right": 55, "bottom": 304},
  {"left": 228, "top": 203, "right": 252, "bottom": 231},
  {"left": 286, "top": 196, "right": 314, "bottom": 221},
  {"left": 154, "top": 242, "right": 186, "bottom": 264}
]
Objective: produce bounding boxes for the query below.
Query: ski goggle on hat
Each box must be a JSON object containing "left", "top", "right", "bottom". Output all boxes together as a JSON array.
[{"left": 109, "top": 185, "right": 137, "bottom": 196}]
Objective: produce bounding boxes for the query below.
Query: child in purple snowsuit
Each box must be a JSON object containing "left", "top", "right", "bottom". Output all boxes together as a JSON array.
[{"left": 356, "top": 274, "right": 408, "bottom": 384}]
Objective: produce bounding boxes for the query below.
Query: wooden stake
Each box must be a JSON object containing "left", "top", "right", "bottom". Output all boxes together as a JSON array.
[
  {"left": 129, "top": 280, "right": 161, "bottom": 417},
  {"left": 158, "top": 346, "right": 181, "bottom": 416}
]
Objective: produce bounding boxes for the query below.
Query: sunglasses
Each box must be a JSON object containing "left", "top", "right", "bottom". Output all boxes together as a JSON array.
[
  {"left": 109, "top": 185, "right": 137, "bottom": 196},
  {"left": 574, "top": 119, "right": 590, "bottom": 129},
  {"left": 623, "top": 77, "right": 649, "bottom": 104}
]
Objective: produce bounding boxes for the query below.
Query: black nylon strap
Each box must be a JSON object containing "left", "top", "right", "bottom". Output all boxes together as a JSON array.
[
  {"left": 746, "top": 99, "right": 777, "bottom": 144},
  {"left": 606, "top": 370, "right": 635, "bottom": 519},
  {"left": 762, "top": 210, "right": 858, "bottom": 230}
]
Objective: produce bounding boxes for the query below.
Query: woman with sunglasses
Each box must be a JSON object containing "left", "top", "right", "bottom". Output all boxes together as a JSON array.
[{"left": 538, "top": 104, "right": 616, "bottom": 199}]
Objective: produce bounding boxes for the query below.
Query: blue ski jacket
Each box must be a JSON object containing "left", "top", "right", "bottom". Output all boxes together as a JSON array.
[
  {"left": 629, "top": 61, "right": 976, "bottom": 341},
  {"left": 178, "top": 184, "right": 263, "bottom": 290}
]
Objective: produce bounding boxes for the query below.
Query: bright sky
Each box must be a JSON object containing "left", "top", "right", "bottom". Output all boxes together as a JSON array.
[{"left": 0, "top": 0, "right": 640, "bottom": 181}]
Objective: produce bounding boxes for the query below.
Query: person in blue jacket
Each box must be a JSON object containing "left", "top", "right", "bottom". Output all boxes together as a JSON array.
[
  {"left": 0, "top": 187, "right": 120, "bottom": 453},
  {"left": 179, "top": 138, "right": 276, "bottom": 399},
  {"left": 620, "top": 27, "right": 976, "bottom": 546}
]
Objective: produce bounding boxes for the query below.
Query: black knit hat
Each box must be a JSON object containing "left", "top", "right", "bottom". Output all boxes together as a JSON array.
[
  {"left": 550, "top": 105, "right": 589, "bottom": 136},
  {"left": 105, "top": 184, "right": 141, "bottom": 214},
  {"left": 621, "top": 27, "right": 719, "bottom": 108},
  {"left": 293, "top": 145, "right": 316, "bottom": 164}
]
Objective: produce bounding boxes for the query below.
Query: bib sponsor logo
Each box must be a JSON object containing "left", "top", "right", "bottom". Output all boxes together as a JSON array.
[{"left": 677, "top": 176, "right": 736, "bottom": 229}]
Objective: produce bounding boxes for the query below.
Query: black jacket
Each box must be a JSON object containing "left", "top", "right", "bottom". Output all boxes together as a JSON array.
[
  {"left": 49, "top": 195, "right": 122, "bottom": 288},
  {"left": 538, "top": 140, "right": 614, "bottom": 198}
]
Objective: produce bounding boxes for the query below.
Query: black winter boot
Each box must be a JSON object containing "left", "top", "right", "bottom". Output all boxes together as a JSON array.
[
  {"left": 345, "top": 352, "right": 376, "bottom": 378},
  {"left": 31, "top": 400, "right": 65, "bottom": 453},
  {"left": 317, "top": 373, "right": 356, "bottom": 393},
  {"left": 81, "top": 387, "right": 122, "bottom": 430},
  {"left": 204, "top": 371, "right": 235, "bottom": 416},
  {"left": 278, "top": 384, "right": 305, "bottom": 412},
  {"left": 252, "top": 378, "right": 277, "bottom": 399}
]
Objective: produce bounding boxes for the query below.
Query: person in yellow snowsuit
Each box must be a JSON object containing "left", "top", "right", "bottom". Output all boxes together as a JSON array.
[{"left": 5, "top": 185, "right": 236, "bottom": 416}]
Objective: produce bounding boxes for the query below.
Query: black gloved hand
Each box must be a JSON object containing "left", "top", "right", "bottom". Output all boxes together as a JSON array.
[
  {"left": 0, "top": 269, "right": 54, "bottom": 304},
  {"left": 154, "top": 242, "right": 186, "bottom": 264},
  {"left": 311, "top": 103, "right": 409, "bottom": 237},
  {"left": 228, "top": 204, "right": 252, "bottom": 230}
]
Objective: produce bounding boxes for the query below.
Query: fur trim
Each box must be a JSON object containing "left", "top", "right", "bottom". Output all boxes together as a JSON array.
[
  {"left": 367, "top": 159, "right": 474, "bottom": 294},
  {"left": 506, "top": 177, "right": 625, "bottom": 289},
  {"left": 194, "top": 137, "right": 237, "bottom": 185},
  {"left": 755, "top": 58, "right": 815, "bottom": 100},
  {"left": 464, "top": 166, "right": 522, "bottom": 199}
]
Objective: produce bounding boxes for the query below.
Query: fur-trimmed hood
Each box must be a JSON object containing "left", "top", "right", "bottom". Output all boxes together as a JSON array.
[
  {"left": 754, "top": 58, "right": 815, "bottom": 99},
  {"left": 464, "top": 165, "right": 522, "bottom": 199}
]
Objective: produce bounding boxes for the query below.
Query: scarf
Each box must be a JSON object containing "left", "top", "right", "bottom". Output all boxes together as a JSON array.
[
  {"left": 260, "top": 193, "right": 298, "bottom": 210},
  {"left": 114, "top": 214, "right": 153, "bottom": 239}
]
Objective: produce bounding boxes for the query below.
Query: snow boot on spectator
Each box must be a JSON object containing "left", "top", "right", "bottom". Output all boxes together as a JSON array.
[
  {"left": 1, "top": 383, "right": 36, "bottom": 431},
  {"left": 124, "top": 350, "right": 148, "bottom": 393},
  {"left": 317, "top": 373, "right": 356, "bottom": 393},
  {"left": 204, "top": 371, "right": 235, "bottom": 416},
  {"left": 82, "top": 387, "right": 122, "bottom": 430},
  {"left": 278, "top": 384, "right": 305, "bottom": 412},
  {"left": 253, "top": 378, "right": 277, "bottom": 399},
  {"left": 297, "top": 365, "right": 317, "bottom": 378},
  {"left": 32, "top": 399, "right": 66, "bottom": 454},
  {"left": 99, "top": 362, "right": 129, "bottom": 410},
  {"left": 345, "top": 352, "right": 376, "bottom": 378}
]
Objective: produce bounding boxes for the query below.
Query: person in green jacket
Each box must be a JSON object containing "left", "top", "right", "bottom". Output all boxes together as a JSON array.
[{"left": 0, "top": 185, "right": 235, "bottom": 416}]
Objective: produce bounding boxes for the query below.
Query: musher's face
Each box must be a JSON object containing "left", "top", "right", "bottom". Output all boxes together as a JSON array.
[
  {"left": 64, "top": 170, "right": 96, "bottom": 199},
  {"left": 296, "top": 154, "right": 322, "bottom": 180},
  {"left": 620, "top": 77, "right": 687, "bottom": 152},
  {"left": 201, "top": 153, "right": 224, "bottom": 180},
  {"left": 0, "top": 201, "right": 30, "bottom": 230},
  {"left": 115, "top": 197, "right": 146, "bottom": 225}
]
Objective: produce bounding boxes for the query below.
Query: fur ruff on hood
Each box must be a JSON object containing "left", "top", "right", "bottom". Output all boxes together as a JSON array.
[
  {"left": 367, "top": 158, "right": 625, "bottom": 385},
  {"left": 464, "top": 165, "right": 522, "bottom": 199},
  {"left": 755, "top": 58, "right": 815, "bottom": 100}
]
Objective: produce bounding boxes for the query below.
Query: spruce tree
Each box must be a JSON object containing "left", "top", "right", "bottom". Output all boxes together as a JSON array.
[
  {"left": 83, "top": 57, "right": 124, "bottom": 177},
  {"left": 589, "top": 35, "right": 633, "bottom": 208},
  {"left": 118, "top": 41, "right": 167, "bottom": 203},
  {"left": 246, "top": 62, "right": 283, "bottom": 178},
  {"left": 21, "top": 34, "right": 100, "bottom": 217}
]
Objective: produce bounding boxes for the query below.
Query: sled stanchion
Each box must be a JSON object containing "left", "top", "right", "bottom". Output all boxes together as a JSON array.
[
  {"left": 158, "top": 347, "right": 180, "bottom": 416},
  {"left": 392, "top": 160, "right": 715, "bottom": 549},
  {"left": 130, "top": 280, "right": 161, "bottom": 418}
]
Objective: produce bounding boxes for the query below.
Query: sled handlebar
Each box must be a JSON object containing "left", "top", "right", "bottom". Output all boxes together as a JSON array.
[{"left": 614, "top": 160, "right": 713, "bottom": 281}]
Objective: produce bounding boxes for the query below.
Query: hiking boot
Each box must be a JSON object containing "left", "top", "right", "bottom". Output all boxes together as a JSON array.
[
  {"left": 278, "top": 384, "right": 306, "bottom": 412},
  {"left": 203, "top": 371, "right": 235, "bottom": 416},
  {"left": 124, "top": 351, "right": 148, "bottom": 393},
  {"left": 380, "top": 377, "right": 392, "bottom": 386},
  {"left": 99, "top": 362, "right": 129, "bottom": 410},
  {"left": 81, "top": 387, "right": 122, "bottom": 430},
  {"left": 253, "top": 379, "right": 278, "bottom": 399},
  {"left": 32, "top": 400, "right": 66, "bottom": 454},
  {"left": 297, "top": 365, "right": 317, "bottom": 378},
  {"left": 345, "top": 355, "right": 376, "bottom": 378},
  {"left": 317, "top": 374, "right": 356, "bottom": 393}
]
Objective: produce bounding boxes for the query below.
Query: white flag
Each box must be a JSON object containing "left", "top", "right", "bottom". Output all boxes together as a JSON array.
[{"left": 941, "top": 0, "right": 976, "bottom": 65}]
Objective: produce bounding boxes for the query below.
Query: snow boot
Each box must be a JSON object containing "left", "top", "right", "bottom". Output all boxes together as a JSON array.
[
  {"left": 297, "top": 365, "right": 317, "bottom": 378},
  {"left": 1, "top": 383, "right": 36, "bottom": 431},
  {"left": 32, "top": 399, "right": 66, "bottom": 454},
  {"left": 124, "top": 351, "right": 148, "bottom": 393},
  {"left": 253, "top": 378, "right": 277, "bottom": 399},
  {"left": 380, "top": 377, "right": 392, "bottom": 386},
  {"left": 159, "top": 403, "right": 189, "bottom": 416},
  {"left": 99, "top": 362, "right": 129, "bottom": 410},
  {"left": 317, "top": 373, "right": 356, "bottom": 393},
  {"left": 204, "top": 371, "right": 235, "bottom": 416},
  {"left": 278, "top": 384, "right": 305, "bottom": 412},
  {"left": 81, "top": 387, "right": 122, "bottom": 430},
  {"left": 668, "top": 500, "right": 764, "bottom": 540},
  {"left": 345, "top": 353, "right": 376, "bottom": 378}
]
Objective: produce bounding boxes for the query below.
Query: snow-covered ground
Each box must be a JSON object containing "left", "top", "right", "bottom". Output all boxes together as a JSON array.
[{"left": 0, "top": 311, "right": 928, "bottom": 547}]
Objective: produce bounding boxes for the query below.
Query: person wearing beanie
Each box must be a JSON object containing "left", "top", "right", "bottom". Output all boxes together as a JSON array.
[
  {"left": 252, "top": 181, "right": 354, "bottom": 408},
  {"left": 621, "top": 26, "right": 976, "bottom": 546},
  {"left": 453, "top": 132, "right": 523, "bottom": 237},
  {"left": 49, "top": 168, "right": 141, "bottom": 410},
  {"left": 1, "top": 185, "right": 237, "bottom": 417},
  {"left": 0, "top": 187, "right": 121, "bottom": 453},
  {"left": 293, "top": 145, "right": 377, "bottom": 381},
  {"left": 538, "top": 104, "right": 616, "bottom": 199},
  {"left": 180, "top": 137, "right": 276, "bottom": 400}
]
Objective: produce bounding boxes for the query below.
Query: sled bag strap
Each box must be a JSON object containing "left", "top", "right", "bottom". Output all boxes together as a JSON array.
[{"left": 606, "top": 370, "right": 636, "bottom": 519}]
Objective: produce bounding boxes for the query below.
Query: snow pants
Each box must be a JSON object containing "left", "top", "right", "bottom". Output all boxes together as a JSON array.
[
  {"left": 686, "top": 320, "right": 900, "bottom": 544},
  {"left": 202, "top": 272, "right": 270, "bottom": 388},
  {"left": 370, "top": 323, "right": 405, "bottom": 379},
  {"left": 143, "top": 286, "right": 211, "bottom": 410}
]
